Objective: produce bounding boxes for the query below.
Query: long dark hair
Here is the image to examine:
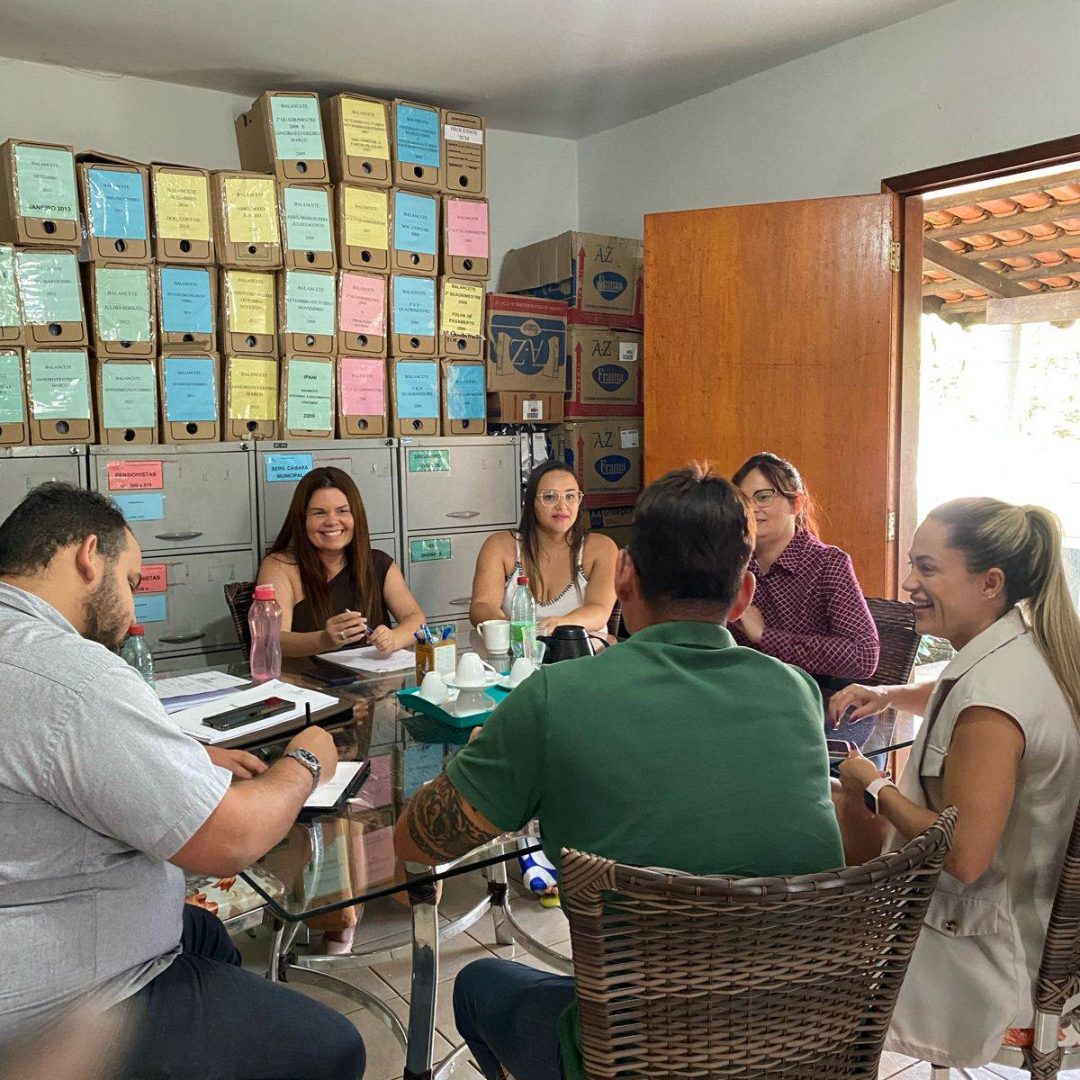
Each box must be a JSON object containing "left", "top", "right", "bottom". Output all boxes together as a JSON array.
[
  {"left": 517, "top": 460, "right": 588, "bottom": 601},
  {"left": 732, "top": 451, "right": 820, "bottom": 536},
  {"left": 269, "top": 467, "right": 382, "bottom": 629}
]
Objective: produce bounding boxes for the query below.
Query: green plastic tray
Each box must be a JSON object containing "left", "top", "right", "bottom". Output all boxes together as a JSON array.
[{"left": 396, "top": 685, "right": 510, "bottom": 730}]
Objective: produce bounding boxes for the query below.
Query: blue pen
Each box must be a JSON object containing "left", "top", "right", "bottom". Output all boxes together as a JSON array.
[{"left": 441, "top": 625, "right": 452, "bottom": 641}]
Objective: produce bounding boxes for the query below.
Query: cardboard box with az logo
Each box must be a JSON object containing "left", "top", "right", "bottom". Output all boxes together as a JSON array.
[
  {"left": 498, "top": 231, "right": 643, "bottom": 329},
  {"left": 550, "top": 418, "right": 643, "bottom": 506},
  {"left": 485, "top": 293, "right": 566, "bottom": 391},
  {"left": 566, "top": 326, "right": 642, "bottom": 417}
]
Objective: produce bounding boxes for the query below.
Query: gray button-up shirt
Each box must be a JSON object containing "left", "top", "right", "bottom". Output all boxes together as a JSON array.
[{"left": 0, "top": 582, "right": 230, "bottom": 1043}]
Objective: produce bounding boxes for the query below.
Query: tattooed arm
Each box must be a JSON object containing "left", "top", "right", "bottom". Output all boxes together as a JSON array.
[{"left": 394, "top": 772, "right": 502, "bottom": 866}]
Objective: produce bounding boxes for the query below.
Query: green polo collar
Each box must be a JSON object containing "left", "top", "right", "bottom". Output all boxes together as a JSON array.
[{"left": 628, "top": 619, "right": 736, "bottom": 649}]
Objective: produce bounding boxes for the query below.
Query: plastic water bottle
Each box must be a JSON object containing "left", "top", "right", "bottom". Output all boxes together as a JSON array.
[
  {"left": 248, "top": 584, "right": 283, "bottom": 684},
  {"left": 510, "top": 576, "right": 537, "bottom": 657},
  {"left": 120, "top": 624, "right": 155, "bottom": 689}
]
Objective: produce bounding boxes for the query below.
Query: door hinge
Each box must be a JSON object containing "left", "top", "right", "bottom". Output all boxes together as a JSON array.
[
  {"left": 888, "top": 241, "right": 902, "bottom": 273},
  {"left": 886, "top": 510, "right": 898, "bottom": 542}
]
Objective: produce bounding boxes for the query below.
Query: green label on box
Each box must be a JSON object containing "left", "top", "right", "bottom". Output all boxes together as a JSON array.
[
  {"left": 270, "top": 95, "right": 325, "bottom": 161},
  {"left": 407, "top": 448, "right": 450, "bottom": 473},
  {"left": 14, "top": 144, "right": 78, "bottom": 220},
  {"left": 410, "top": 537, "right": 451, "bottom": 562},
  {"left": 17, "top": 251, "right": 82, "bottom": 324},
  {"left": 28, "top": 349, "right": 90, "bottom": 420},
  {"left": 284, "top": 270, "right": 335, "bottom": 336},
  {"left": 286, "top": 359, "right": 332, "bottom": 431},
  {"left": 283, "top": 186, "right": 333, "bottom": 253},
  {"left": 0, "top": 351, "right": 24, "bottom": 424},
  {"left": 0, "top": 245, "right": 19, "bottom": 328},
  {"left": 102, "top": 362, "right": 156, "bottom": 430},
  {"left": 95, "top": 268, "right": 152, "bottom": 343}
]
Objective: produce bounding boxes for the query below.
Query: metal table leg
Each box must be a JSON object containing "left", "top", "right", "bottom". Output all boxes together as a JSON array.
[
  {"left": 486, "top": 858, "right": 515, "bottom": 947},
  {"left": 403, "top": 866, "right": 440, "bottom": 1080}
]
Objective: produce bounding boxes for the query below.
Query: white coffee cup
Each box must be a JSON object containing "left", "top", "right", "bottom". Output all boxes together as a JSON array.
[
  {"left": 508, "top": 657, "right": 536, "bottom": 688},
  {"left": 477, "top": 619, "right": 511, "bottom": 653},
  {"left": 418, "top": 670, "right": 449, "bottom": 704},
  {"left": 455, "top": 651, "right": 489, "bottom": 689}
]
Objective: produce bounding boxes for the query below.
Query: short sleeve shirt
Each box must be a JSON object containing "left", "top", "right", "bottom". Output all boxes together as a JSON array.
[{"left": 0, "top": 583, "right": 231, "bottom": 1043}]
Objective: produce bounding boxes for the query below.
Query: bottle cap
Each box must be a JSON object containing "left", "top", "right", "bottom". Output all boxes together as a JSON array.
[
  {"left": 128, "top": 624, "right": 145, "bottom": 636},
  {"left": 517, "top": 576, "right": 528, "bottom": 585},
  {"left": 253, "top": 584, "right": 276, "bottom": 601}
]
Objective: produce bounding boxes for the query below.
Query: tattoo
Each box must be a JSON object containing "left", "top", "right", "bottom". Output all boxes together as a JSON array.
[{"left": 405, "top": 773, "right": 498, "bottom": 864}]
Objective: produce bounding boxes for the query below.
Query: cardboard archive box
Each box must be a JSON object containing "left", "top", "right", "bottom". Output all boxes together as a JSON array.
[
  {"left": 0, "top": 348, "right": 28, "bottom": 446},
  {"left": 94, "top": 354, "right": 159, "bottom": 444},
  {"left": 150, "top": 163, "right": 214, "bottom": 264},
  {"left": 441, "top": 357, "right": 486, "bottom": 436},
  {"left": 157, "top": 265, "right": 216, "bottom": 352},
  {"left": 279, "top": 181, "right": 336, "bottom": 270},
  {"left": 565, "top": 326, "right": 643, "bottom": 417},
  {"left": 486, "top": 390, "right": 564, "bottom": 426},
  {"left": 337, "top": 183, "right": 390, "bottom": 273},
  {"left": 323, "top": 94, "right": 392, "bottom": 187},
  {"left": 25, "top": 347, "right": 94, "bottom": 444},
  {"left": 0, "top": 244, "right": 23, "bottom": 345},
  {"left": 224, "top": 353, "right": 278, "bottom": 441},
  {"left": 220, "top": 269, "right": 276, "bottom": 356},
  {"left": 587, "top": 503, "right": 636, "bottom": 549},
  {"left": 88, "top": 263, "right": 156, "bottom": 359},
  {"left": 550, "top": 418, "right": 643, "bottom": 505},
  {"left": 212, "top": 171, "right": 282, "bottom": 269},
  {"left": 440, "top": 111, "right": 486, "bottom": 197},
  {"left": 280, "top": 353, "right": 335, "bottom": 440},
  {"left": 279, "top": 268, "right": 336, "bottom": 355},
  {"left": 441, "top": 196, "right": 489, "bottom": 280},
  {"left": 235, "top": 91, "right": 328, "bottom": 182},
  {"left": 392, "top": 100, "right": 441, "bottom": 192},
  {"left": 0, "top": 140, "right": 80, "bottom": 247},
  {"left": 390, "top": 273, "right": 437, "bottom": 357},
  {"left": 439, "top": 277, "right": 483, "bottom": 358},
  {"left": 337, "top": 354, "right": 388, "bottom": 437},
  {"left": 16, "top": 248, "right": 87, "bottom": 346},
  {"left": 499, "top": 231, "right": 644, "bottom": 329},
  {"left": 485, "top": 293, "right": 566, "bottom": 392},
  {"left": 77, "top": 152, "right": 152, "bottom": 263},
  {"left": 337, "top": 270, "right": 387, "bottom": 356},
  {"left": 389, "top": 358, "right": 439, "bottom": 436},
  {"left": 390, "top": 189, "right": 438, "bottom": 276},
  {"left": 159, "top": 352, "right": 221, "bottom": 443}
]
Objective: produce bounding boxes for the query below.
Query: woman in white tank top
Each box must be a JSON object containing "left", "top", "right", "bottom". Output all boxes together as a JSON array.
[{"left": 470, "top": 460, "right": 618, "bottom": 637}]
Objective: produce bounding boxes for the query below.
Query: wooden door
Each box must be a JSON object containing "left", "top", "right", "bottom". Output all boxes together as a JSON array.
[{"left": 644, "top": 194, "right": 902, "bottom": 597}]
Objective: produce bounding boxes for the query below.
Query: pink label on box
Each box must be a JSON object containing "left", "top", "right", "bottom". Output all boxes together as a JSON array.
[
  {"left": 339, "top": 274, "right": 385, "bottom": 336},
  {"left": 136, "top": 563, "right": 167, "bottom": 594},
  {"left": 361, "top": 827, "right": 396, "bottom": 883},
  {"left": 106, "top": 460, "right": 163, "bottom": 491},
  {"left": 446, "top": 198, "right": 489, "bottom": 258},
  {"left": 340, "top": 356, "right": 385, "bottom": 416},
  {"left": 352, "top": 754, "right": 391, "bottom": 809}
]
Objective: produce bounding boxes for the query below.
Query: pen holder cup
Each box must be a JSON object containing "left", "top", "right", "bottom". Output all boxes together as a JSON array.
[{"left": 415, "top": 640, "right": 457, "bottom": 683}]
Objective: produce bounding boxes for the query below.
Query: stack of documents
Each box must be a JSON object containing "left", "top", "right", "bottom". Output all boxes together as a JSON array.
[
  {"left": 156, "top": 671, "right": 253, "bottom": 714},
  {"left": 315, "top": 645, "right": 414, "bottom": 674}
]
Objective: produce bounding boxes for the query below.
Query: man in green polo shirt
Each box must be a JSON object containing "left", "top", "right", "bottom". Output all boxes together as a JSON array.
[{"left": 395, "top": 465, "right": 843, "bottom": 1080}]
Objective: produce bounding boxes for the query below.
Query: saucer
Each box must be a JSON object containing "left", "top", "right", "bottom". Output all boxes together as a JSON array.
[
  {"left": 496, "top": 672, "right": 537, "bottom": 690},
  {"left": 442, "top": 671, "right": 500, "bottom": 690}
]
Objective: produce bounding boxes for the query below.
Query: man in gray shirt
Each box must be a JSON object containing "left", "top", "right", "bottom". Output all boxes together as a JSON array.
[{"left": 0, "top": 483, "right": 365, "bottom": 1079}]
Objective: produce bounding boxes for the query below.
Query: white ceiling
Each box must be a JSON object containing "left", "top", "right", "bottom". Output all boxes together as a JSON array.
[{"left": 0, "top": 0, "right": 956, "bottom": 138}]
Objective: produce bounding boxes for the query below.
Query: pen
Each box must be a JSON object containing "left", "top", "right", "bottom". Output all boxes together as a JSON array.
[
  {"left": 304, "top": 702, "right": 312, "bottom": 728},
  {"left": 442, "top": 625, "right": 452, "bottom": 641}
]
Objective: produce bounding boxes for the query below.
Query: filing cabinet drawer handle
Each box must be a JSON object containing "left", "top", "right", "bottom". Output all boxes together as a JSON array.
[
  {"left": 158, "top": 632, "right": 207, "bottom": 645},
  {"left": 153, "top": 531, "right": 204, "bottom": 541},
  {"left": 450, "top": 597, "right": 472, "bottom": 607},
  {"left": 446, "top": 510, "right": 480, "bottom": 519}
]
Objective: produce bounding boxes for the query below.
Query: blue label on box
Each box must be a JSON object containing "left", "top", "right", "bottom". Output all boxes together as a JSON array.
[
  {"left": 265, "top": 452, "right": 314, "bottom": 483},
  {"left": 163, "top": 355, "right": 217, "bottom": 422},
  {"left": 403, "top": 741, "right": 445, "bottom": 798},
  {"left": 113, "top": 492, "right": 165, "bottom": 522},
  {"left": 487, "top": 311, "right": 566, "bottom": 379},
  {"left": 392, "top": 276, "right": 435, "bottom": 338},
  {"left": 160, "top": 268, "right": 213, "bottom": 334},
  {"left": 395, "top": 362, "right": 438, "bottom": 419},
  {"left": 446, "top": 364, "right": 485, "bottom": 420},
  {"left": 134, "top": 593, "right": 167, "bottom": 624},
  {"left": 87, "top": 168, "right": 147, "bottom": 241},
  {"left": 395, "top": 104, "right": 440, "bottom": 168},
  {"left": 393, "top": 192, "right": 437, "bottom": 256}
]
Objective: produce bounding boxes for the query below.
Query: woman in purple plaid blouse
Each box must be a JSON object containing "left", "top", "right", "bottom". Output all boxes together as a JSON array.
[{"left": 729, "top": 452, "right": 879, "bottom": 680}]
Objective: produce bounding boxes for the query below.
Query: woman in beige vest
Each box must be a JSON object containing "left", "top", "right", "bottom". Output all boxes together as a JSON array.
[{"left": 831, "top": 498, "right": 1080, "bottom": 1068}]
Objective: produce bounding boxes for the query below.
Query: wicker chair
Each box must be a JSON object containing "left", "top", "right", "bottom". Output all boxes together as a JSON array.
[
  {"left": 223, "top": 580, "right": 255, "bottom": 660},
  {"left": 560, "top": 807, "right": 957, "bottom": 1080},
  {"left": 864, "top": 598, "right": 920, "bottom": 687},
  {"left": 607, "top": 601, "right": 623, "bottom": 638}
]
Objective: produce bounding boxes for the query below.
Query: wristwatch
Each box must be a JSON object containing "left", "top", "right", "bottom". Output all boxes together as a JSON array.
[
  {"left": 864, "top": 777, "right": 897, "bottom": 815},
  {"left": 283, "top": 748, "right": 321, "bottom": 793}
]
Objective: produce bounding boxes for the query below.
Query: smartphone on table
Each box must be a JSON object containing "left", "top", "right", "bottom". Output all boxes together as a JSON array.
[
  {"left": 826, "top": 739, "right": 855, "bottom": 761},
  {"left": 305, "top": 657, "right": 360, "bottom": 687},
  {"left": 202, "top": 696, "right": 294, "bottom": 732}
]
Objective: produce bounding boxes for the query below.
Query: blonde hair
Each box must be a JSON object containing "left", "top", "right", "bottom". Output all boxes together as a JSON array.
[{"left": 929, "top": 498, "right": 1080, "bottom": 727}]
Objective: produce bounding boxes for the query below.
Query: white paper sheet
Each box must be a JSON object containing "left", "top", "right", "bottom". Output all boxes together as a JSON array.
[
  {"left": 156, "top": 671, "right": 252, "bottom": 713},
  {"left": 304, "top": 760, "right": 369, "bottom": 811},
  {"left": 170, "top": 680, "right": 341, "bottom": 745},
  {"left": 315, "top": 644, "right": 414, "bottom": 673}
]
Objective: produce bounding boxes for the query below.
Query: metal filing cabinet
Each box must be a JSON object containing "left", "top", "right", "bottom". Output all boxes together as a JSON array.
[
  {"left": 0, "top": 446, "right": 88, "bottom": 525},
  {"left": 399, "top": 435, "right": 521, "bottom": 623},
  {"left": 90, "top": 443, "right": 257, "bottom": 666},
  {"left": 254, "top": 439, "right": 400, "bottom": 563}
]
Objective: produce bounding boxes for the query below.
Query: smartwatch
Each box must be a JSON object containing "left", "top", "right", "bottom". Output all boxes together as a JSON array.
[
  {"left": 863, "top": 777, "right": 897, "bottom": 815},
  {"left": 283, "top": 748, "right": 321, "bottom": 793}
]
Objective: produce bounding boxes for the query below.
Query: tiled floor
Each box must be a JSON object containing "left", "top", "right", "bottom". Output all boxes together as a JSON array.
[{"left": 234, "top": 870, "right": 1080, "bottom": 1080}]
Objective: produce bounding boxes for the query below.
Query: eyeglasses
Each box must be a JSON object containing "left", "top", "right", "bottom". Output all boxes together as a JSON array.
[
  {"left": 538, "top": 490, "right": 584, "bottom": 507},
  {"left": 750, "top": 488, "right": 789, "bottom": 507}
]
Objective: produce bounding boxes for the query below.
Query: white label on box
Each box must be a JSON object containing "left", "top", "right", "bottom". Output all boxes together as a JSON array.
[
  {"left": 444, "top": 125, "right": 483, "bottom": 146},
  {"left": 620, "top": 428, "right": 640, "bottom": 449},
  {"left": 522, "top": 399, "right": 544, "bottom": 421},
  {"left": 619, "top": 341, "right": 639, "bottom": 362}
]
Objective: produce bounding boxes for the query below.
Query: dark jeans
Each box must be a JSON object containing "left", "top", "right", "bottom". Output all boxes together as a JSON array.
[
  {"left": 454, "top": 957, "right": 575, "bottom": 1080},
  {"left": 117, "top": 905, "right": 365, "bottom": 1080}
]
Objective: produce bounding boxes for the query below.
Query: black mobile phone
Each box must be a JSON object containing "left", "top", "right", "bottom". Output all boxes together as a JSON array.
[
  {"left": 305, "top": 658, "right": 359, "bottom": 687},
  {"left": 202, "top": 696, "right": 294, "bottom": 732},
  {"left": 826, "top": 739, "right": 855, "bottom": 759}
]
